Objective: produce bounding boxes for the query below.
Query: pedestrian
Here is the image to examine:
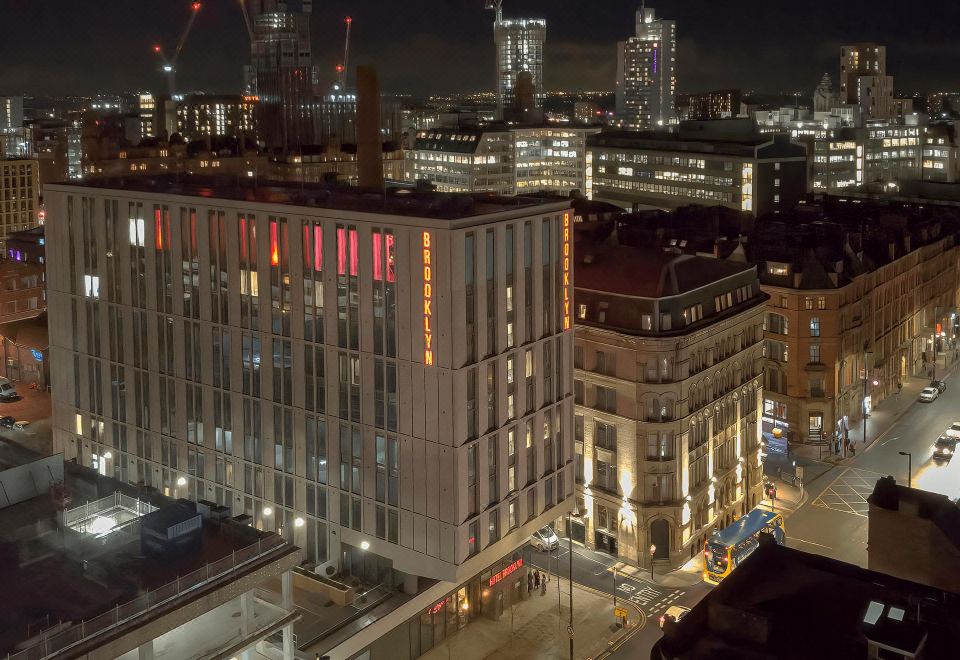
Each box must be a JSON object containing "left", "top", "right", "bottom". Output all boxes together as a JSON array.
[
  {"left": 533, "top": 570, "right": 540, "bottom": 590},
  {"left": 850, "top": 442, "right": 856, "bottom": 457},
  {"left": 527, "top": 571, "right": 533, "bottom": 594},
  {"left": 541, "top": 578, "right": 547, "bottom": 596},
  {"left": 897, "top": 381, "right": 902, "bottom": 395}
]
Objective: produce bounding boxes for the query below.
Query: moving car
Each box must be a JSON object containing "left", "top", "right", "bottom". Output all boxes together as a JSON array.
[
  {"left": 946, "top": 422, "right": 960, "bottom": 439},
  {"left": 934, "top": 435, "right": 958, "bottom": 462},
  {"left": 529, "top": 526, "right": 559, "bottom": 551},
  {"left": 0, "top": 416, "right": 14, "bottom": 429},
  {"left": 0, "top": 378, "right": 17, "bottom": 402},
  {"left": 919, "top": 387, "right": 940, "bottom": 402},
  {"left": 931, "top": 380, "right": 947, "bottom": 393},
  {"left": 659, "top": 605, "right": 691, "bottom": 629}
]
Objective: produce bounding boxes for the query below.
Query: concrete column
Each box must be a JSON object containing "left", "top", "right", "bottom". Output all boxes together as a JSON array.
[
  {"left": 402, "top": 572, "right": 418, "bottom": 595},
  {"left": 282, "top": 570, "right": 293, "bottom": 610},
  {"left": 282, "top": 623, "right": 294, "bottom": 660},
  {"left": 240, "top": 591, "right": 251, "bottom": 637},
  {"left": 138, "top": 640, "right": 154, "bottom": 660}
]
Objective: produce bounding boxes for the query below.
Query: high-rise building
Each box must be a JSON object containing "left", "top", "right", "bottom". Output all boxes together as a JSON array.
[
  {"left": 45, "top": 177, "right": 575, "bottom": 644},
  {"left": 839, "top": 43, "right": 894, "bottom": 120},
  {"left": 138, "top": 92, "right": 156, "bottom": 140},
  {"left": 572, "top": 240, "right": 766, "bottom": 569},
  {"left": 0, "top": 159, "right": 40, "bottom": 244},
  {"left": 0, "top": 96, "right": 24, "bottom": 130},
  {"left": 493, "top": 11, "right": 546, "bottom": 120},
  {"left": 616, "top": 6, "right": 677, "bottom": 129},
  {"left": 813, "top": 73, "right": 838, "bottom": 113},
  {"left": 679, "top": 89, "right": 742, "bottom": 121},
  {"left": 246, "top": 0, "right": 318, "bottom": 150}
]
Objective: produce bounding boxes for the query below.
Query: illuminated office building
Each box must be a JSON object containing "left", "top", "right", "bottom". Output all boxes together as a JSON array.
[
  {"left": 176, "top": 94, "right": 257, "bottom": 141},
  {"left": 493, "top": 18, "right": 546, "bottom": 120},
  {"left": 616, "top": 6, "right": 677, "bottom": 129},
  {"left": 839, "top": 43, "right": 894, "bottom": 120},
  {"left": 0, "top": 159, "right": 40, "bottom": 244}
]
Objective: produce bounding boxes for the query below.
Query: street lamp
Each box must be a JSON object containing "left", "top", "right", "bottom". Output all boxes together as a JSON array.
[
  {"left": 862, "top": 350, "right": 875, "bottom": 449},
  {"left": 649, "top": 544, "right": 656, "bottom": 581},
  {"left": 899, "top": 451, "right": 912, "bottom": 488},
  {"left": 567, "top": 507, "right": 583, "bottom": 660}
]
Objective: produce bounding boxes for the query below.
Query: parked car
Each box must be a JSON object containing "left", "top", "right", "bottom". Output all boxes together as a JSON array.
[
  {"left": 0, "top": 378, "right": 17, "bottom": 401},
  {"left": 933, "top": 435, "right": 958, "bottom": 462},
  {"left": 920, "top": 387, "right": 940, "bottom": 402},
  {"left": 931, "top": 380, "right": 947, "bottom": 393},
  {"left": 946, "top": 422, "right": 960, "bottom": 439},
  {"left": 529, "top": 526, "right": 559, "bottom": 552},
  {"left": 659, "top": 605, "right": 691, "bottom": 629},
  {"left": 13, "top": 421, "right": 30, "bottom": 431},
  {"left": 0, "top": 416, "right": 14, "bottom": 429}
]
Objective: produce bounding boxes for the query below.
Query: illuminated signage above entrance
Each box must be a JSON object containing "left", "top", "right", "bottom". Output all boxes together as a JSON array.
[{"left": 488, "top": 557, "right": 523, "bottom": 587}]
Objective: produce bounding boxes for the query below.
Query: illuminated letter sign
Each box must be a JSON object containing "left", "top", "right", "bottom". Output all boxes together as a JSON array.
[
  {"left": 488, "top": 558, "right": 523, "bottom": 587},
  {"left": 423, "top": 231, "right": 435, "bottom": 366},
  {"left": 562, "top": 212, "right": 572, "bottom": 330}
]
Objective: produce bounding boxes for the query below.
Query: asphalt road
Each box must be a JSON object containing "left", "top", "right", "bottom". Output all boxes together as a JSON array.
[
  {"left": 776, "top": 371, "right": 960, "bottom": 567},
  {"left": 526, "top": 542, "right": 709, "bottom": 658}
]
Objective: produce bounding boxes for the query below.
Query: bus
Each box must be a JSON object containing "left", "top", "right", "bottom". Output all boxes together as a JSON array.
[{"left": 703, "top": 509, "right": 785, "bottom": 585}]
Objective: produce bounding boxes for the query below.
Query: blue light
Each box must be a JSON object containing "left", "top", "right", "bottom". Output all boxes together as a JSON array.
[{"left": 31, "top": 349, "right": 43, "bottom": 362}]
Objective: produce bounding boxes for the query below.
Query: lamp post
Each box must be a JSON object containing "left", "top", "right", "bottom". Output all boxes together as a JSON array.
[
  {"left": 862, "top": 350, "right": 874, "bottom": 448},
  {"left": 899, "top": 451, "right": 912, "bottom": 488},
  {"left": 567, "top": 508, "right": 582, "bottom": 660}
]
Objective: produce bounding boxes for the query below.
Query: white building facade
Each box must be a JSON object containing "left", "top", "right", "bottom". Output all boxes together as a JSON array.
[{"left": 616, "top": 6, "right": 677, "bottom": 129}]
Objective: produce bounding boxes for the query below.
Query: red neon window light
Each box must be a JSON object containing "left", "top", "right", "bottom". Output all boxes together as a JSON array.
[
  {"left": 373, "top": 232, "right": 383, "bottom": 281},
  {"left": 269, "top": 220, "right": 280, "bottom": 266},
  {"left": 349, "top": 229, "right": 358, "bottom": 276},
  {"left": 337, "top": 227, "right": 346, "bottom": 275},
  {"left": 314, "top": 226, "right": 322, "bottom": 272},
  {"left": 154, "top": 208, "right": 163, "bottom": 249}
]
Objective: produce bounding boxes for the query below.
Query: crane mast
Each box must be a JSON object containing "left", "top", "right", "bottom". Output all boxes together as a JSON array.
[
  {"left": 486, "top": 0, "right": 503, "bottom": 24},
  {"left": 151, "top": 1, "right": 203, "bottom": 97},
  {"left": 337, "top": 16, "right": 353, "bottom": 91}
]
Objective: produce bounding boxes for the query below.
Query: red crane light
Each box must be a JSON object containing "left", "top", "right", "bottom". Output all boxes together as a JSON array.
[
  {"left": 345, "top": 15, "right": 353, "bottom": 24},
  {"left": 336, "top": 64, "right": 344, "bottom": 73},
  {"left": 191, "top": 2, "right": 201, "bottom": 11},
  {"left": 153, "top": 44, "right": 162, "bottom": 53}
]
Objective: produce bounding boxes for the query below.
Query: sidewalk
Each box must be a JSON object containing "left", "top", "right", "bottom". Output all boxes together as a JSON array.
[
  {"left": 420, "top": 576, "right": 637, "bottom": 660},
  {"left": 792, "top": 354, "right": 960, "bottom": 465}
]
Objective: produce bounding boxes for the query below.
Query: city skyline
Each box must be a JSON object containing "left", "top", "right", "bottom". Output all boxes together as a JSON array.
[{"left": 2, "top": 0, "right": 958, "bottom": 98}]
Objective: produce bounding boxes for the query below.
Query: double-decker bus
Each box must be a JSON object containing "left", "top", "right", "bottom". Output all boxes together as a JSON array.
[{"left": 703, "top": 509, "right": 785, "bottom": 585}]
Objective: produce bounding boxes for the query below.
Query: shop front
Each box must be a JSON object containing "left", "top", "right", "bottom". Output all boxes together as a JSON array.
[{"left": 405, "top": 551, "right": 528, "bottom": 658}]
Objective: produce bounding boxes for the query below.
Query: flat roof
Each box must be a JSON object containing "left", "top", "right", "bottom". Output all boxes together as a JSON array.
[
  {"left": 49, "top": 175, "right": 568, "bottom": 221},
  {"left": 0, "top": 459, "right": 292, "bottom": 657}
]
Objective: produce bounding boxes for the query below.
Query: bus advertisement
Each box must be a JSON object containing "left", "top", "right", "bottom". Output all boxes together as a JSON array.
[{"left": 703, "top": 509, "right": 785, "bottom": 585}]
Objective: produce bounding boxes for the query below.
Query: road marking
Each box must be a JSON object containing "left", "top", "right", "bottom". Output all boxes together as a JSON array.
[
  {"left": 792, "top": 537, "right": 833, "bottom": 549},
  {"left": 880, "top": 435, "right": 900, "bottom": 447}
]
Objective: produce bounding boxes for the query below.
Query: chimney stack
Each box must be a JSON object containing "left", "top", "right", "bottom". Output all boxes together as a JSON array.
[{"left": 356, "top": 65, "right": 384, "bottom": 191}]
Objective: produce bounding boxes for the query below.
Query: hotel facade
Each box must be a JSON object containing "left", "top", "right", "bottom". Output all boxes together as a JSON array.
[{"left": 45, "top": 178, "right": 576, "bottom": 657}]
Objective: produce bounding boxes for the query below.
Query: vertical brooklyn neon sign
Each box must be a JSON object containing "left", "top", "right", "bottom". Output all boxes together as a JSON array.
[
  {"left": 562, "top": 212, "right": 571, "bottom": 330},
  {"left": 422, "top": 231, "right": 434, "bottom": 365}
]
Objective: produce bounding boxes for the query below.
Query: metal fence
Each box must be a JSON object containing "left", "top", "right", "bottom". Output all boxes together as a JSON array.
[
  {"left": 5, "top": 534, "right": 287, "bottom": 660},
  {"left": 62, "top": 492, "right": 156, "bottom": 529}
]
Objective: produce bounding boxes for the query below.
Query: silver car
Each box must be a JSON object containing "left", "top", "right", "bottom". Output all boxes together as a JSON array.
[
  {"left": 919, "top": 387, "right": 939, "bottom": 402},
  {"left": 530, "top": 526, "right": 559, "bottom": 551}
]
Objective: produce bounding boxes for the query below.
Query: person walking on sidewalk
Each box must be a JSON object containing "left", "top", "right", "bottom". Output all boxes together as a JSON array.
[
  {"left": 897, "top": 381, "right": 903, "bottom": 396},
  {"left": 527, "top": 571, "right": 533, "bottom": 594},
  {"left": 533, "top": 570, "right": 541, "bottom": 591},
  {"left": 540, "top": 575, "right": 548, "bottom": 596}
]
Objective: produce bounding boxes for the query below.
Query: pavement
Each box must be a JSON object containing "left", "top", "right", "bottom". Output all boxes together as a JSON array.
[{"left": 418, "top": 573, "right": 636, "bottom": 660}]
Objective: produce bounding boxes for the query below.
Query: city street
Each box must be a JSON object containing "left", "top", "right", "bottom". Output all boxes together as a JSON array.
[
  {"left": 777, "top": 369, "right": 960, "bottom": 568},
  {"left": 527, "top": 541, "right": 709, "bottom": 658}
]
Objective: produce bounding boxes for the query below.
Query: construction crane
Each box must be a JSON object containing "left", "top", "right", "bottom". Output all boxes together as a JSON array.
[
  {"left": 152, "top": 1, "right": 203, "bottom": 97},
  {"left": 485, "top": 0, "right": 504, "bottom": 24},
  {"left": 237, "top": 0, "right": 254, "bottom": 42},
  {"left": 334, "top": 16, "right": 353, "bottom": 91}
]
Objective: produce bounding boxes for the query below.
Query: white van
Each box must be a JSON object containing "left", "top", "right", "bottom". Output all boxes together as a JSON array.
[{"left": 0, "top": 378, "right": 18, "bottom": 401}]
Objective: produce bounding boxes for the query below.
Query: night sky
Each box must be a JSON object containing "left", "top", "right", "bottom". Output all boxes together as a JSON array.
[{"left": 0, "top": 0, "right": 955, "bottom": 98}]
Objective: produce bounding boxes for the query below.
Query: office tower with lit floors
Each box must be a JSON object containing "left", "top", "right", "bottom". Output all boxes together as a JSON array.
[
  {"left": 490, "top": 1, "right": 546, "bottom": 120},
  {"left": 44, "top": 176, "right": 575, "bottom": 658},
  {"left": 616, "top": 5, "right": 677, "bottom": 129},
  {"left": 245, "top": 0, "right": 318, "bottom": 150}
]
